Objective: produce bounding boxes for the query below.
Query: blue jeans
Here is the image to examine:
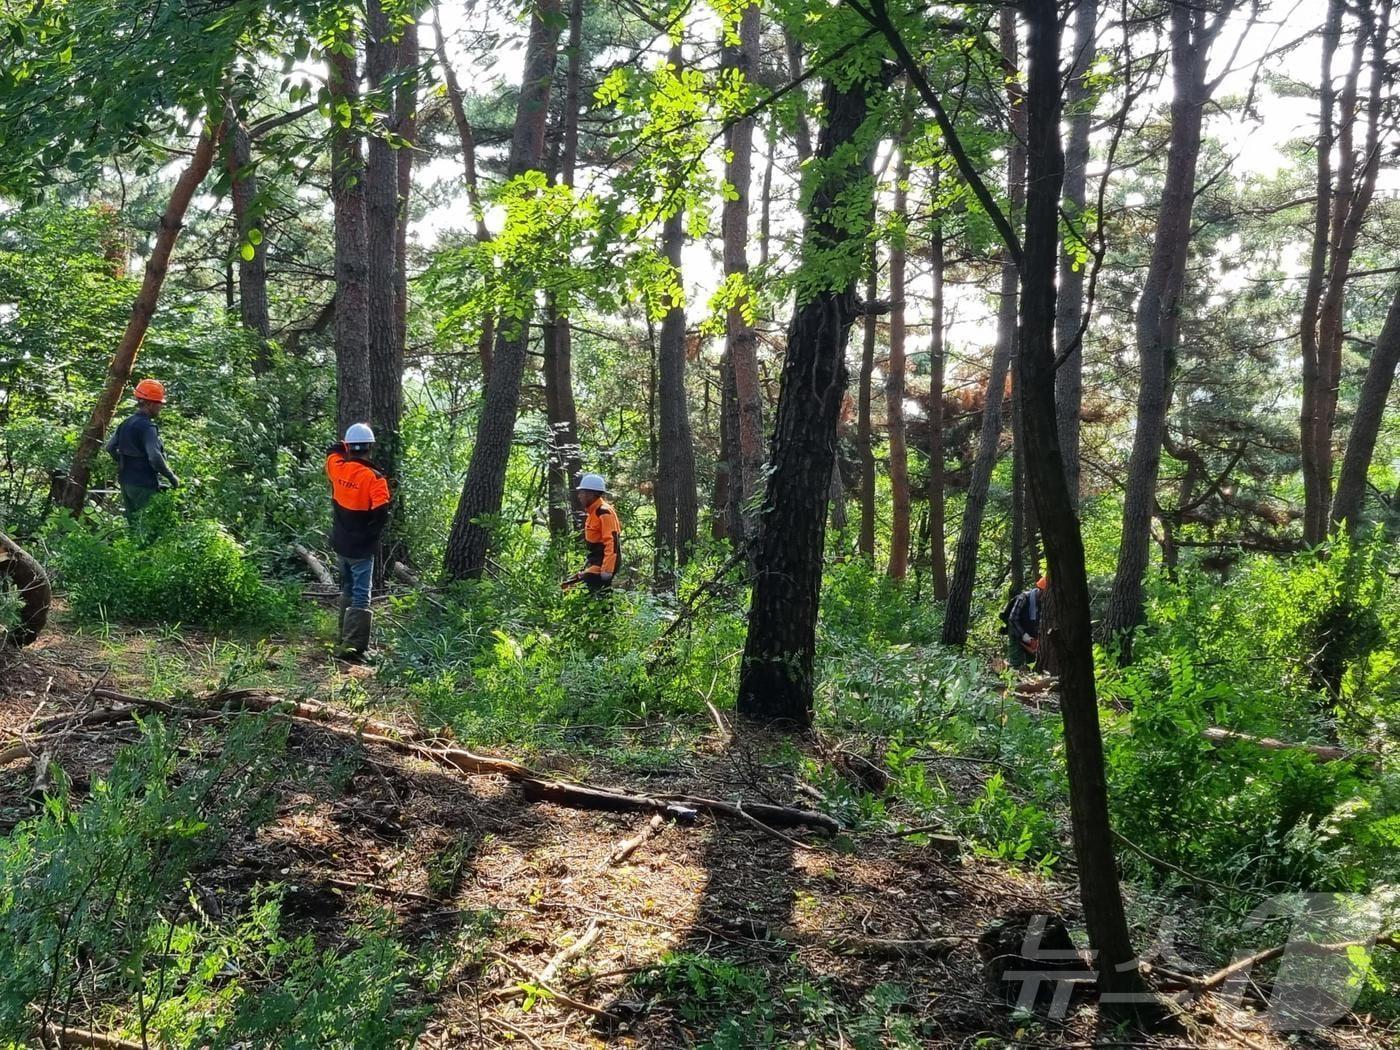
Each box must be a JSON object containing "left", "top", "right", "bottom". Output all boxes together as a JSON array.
[{"left": 339, "top": 555, "right": 374, "bottom": 610}]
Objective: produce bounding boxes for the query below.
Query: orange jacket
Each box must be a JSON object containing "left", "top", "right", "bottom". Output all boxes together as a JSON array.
[
  {"left": 326, "top": 445, "right": 391, "bottom": 559},
  {"left": 582, "top": 497, "right": 621, "bottom": 577}
]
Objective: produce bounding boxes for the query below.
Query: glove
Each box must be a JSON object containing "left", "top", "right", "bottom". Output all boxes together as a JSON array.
[
  {"left": 1024, "top": 638, "right": 1040, "bottom": 654},
  {"left": 598, "top": 573, "right": 614, "bottom": 584},
  {"left": 169, "top": 474, "right": 181, "bottom": 489},
  {"left": 1021, "top": 633, "right": 1034, "bottom": 644}
]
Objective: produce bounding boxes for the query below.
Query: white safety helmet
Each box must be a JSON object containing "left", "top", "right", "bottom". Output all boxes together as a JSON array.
[
  {"left": 575, "top": 473, "right": 608, "bottom": 494},
  {"left": 344, "top": 422, "right": 376, "bottom": 446}
]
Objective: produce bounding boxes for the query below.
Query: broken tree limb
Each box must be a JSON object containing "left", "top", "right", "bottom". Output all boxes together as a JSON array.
[
  {"left": 608, "top": 814, "right": 665, "bottom": 866},
  {"left": 292, "top": 543, "right": 336, "bottom": 588},
  {"left": 391, "top": 561, "right": 421, "bottom": 586},
  {"left": 540, "top": 919, "right": 603, "bottom": 983},
  {"left": 1200, "top": 726, "right": 1361, "bottom": 763},
  {"left": 45, "top": 1024, "right": 147, "bottom": 1050},
  {"left": 1111, "top": 828, "right": 1232, "bottom": 893},
  {"left": 656, "top": 791, "right": 841, "bottom": 835},
  {"left": 523, "top": 778, "right": 700, "bottom": 822},
  {"left": 86, "top": 686, "right": 842, "bottom": 838},
  {"left": 1175, "top": 932, "right": 1399, "bottom": 1003}
]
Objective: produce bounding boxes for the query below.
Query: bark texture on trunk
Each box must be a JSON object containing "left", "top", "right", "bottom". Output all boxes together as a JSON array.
[
  {"left": 58, "top": 123, "right": 221, "bottom": 513},
  {"left": 886, "top": 111, "right": 912, "bottom": 581},
  {"left": 1018, "top": 0, "right": 1146, "bottom": 1004},
  {"left": 857, "top": 250, "right": 879, "bottom": 563},
  {"left": 543, "top": 0, "right": 585, "bottom": 536},
  {"left": 927, "top": 213, "right": 948, "bottom": 601},
  {"left": 1101, "top": 2, "right": 1216, "bottom": 649},
  {"left": 738, "top": 74, "right": 877, "bottom": 725},
  {"left": 1332, "top": 283, "right": 1400, "bottom": 531},
  {"left": 329, "top": 43, "right": 372, "bottom": 436},
  {"left": 444, "top": 0, "right": 563, "bottom": 580},
  {"left": 941, "top": 11, "right": 1023, "bottom": 646},
  {"left": 225, "top": 109, "right": 270, "bottom": 368},
  {"left": 1055, "top": 0, "right": 1097, "bottom": 507},
  {"left": 433, "top": 7, "right": 496, "bottom": 379},
  {"left": 366, "top": 0, "right": 403, "bottom": 480},
  {"left": 722, "top": 1, "right": 765, "bottom": 545},
  {"left": 654, "top": 47, "right": 699, "bottom": 587},
  {"left": 1300, "top": 0, "right": 1392, "bottom": 543}
]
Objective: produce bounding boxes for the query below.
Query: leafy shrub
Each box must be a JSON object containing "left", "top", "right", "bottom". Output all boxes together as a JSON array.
[
  {"left": 0, "top": 716, "right": 287, "bottom": 1040},
  {"left": 49, "top": 498, "right": 297, "bottom": 632}
]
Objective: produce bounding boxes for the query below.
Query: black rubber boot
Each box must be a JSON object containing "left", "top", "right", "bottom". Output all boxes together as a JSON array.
[{"left": 341, "top": 607, "right": 372, "bottom": 661}]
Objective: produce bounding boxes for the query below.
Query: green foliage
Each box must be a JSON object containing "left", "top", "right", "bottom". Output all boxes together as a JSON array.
[
  {"left": 0, "top": 716, "right": 287, "bottom": 1039},
  {"left": 49, "top": 498, "right": 297, "bottom": 632},
  {"left": 635, "top": 952, "right": 924, "bottom": 1048},
  {"left": 1100, "top": 541, "right": 1400, "bottom": 894}
]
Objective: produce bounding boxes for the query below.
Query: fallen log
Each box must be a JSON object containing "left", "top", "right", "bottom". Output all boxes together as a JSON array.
[
  {"left": 608, "top": 813, "right": 665, "bottom": 866},
  {"left": 292, "top": 543, "right": 336, "bottom": 588},
  {"left": 1175, "top": 931, "right": 1399, "bottom": 1003},
  {"left": 0, "top": 531, "right": 51, "bottom": 648},
  {"left": 391, "top": 561, "right": 421, "bottom": 586},
  {"left": 1200, "top": 726, "right": 1359, "bottom": 763},
  {"left": 87, "top": 687, "right": 843, "bottom": 838},
  {"left": 523, "top": 778, "right": 700, "bottom": 823},
  {"left": 45, "top": 1024, "right": 146, "bottom": 1050}
]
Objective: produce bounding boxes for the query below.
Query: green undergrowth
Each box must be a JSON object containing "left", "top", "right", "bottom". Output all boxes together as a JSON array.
[
  {"left": 46, "top": 496, "right": 298, "bottom": 633},
  {"left": 0, "top": 716, "right": 441, "bottom": 1047},
  {"left": 630, "top": 950, "right": 927, "bottom": 1048}
]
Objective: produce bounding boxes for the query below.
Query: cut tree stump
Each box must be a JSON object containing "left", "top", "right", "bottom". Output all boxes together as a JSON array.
[{"left": 0, "top": 531, "right": 51, "bottom": 647}]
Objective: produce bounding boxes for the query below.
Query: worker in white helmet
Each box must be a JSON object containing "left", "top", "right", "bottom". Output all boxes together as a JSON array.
[
  {"left": 563, "top": 473, "right": 621, "bottom": 594},
  {"left": 325, "top": 423, "right": 391, "bottom": 658}
]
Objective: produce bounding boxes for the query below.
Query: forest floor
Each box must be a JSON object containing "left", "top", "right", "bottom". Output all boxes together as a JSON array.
[{"left": 1, "top": 609, "right": 1395, "bottom": 1049}]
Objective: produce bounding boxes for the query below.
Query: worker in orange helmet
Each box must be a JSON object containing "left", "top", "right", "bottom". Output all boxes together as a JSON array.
[
  {"left": 1003, "top": 574, "right": 1048, "bottom": 669},
  {"left": 563, "top": 473, "right": 621, "bottom": 595},
  {"left": 103, "top": 378, "right": 180, "bottom": 521}
]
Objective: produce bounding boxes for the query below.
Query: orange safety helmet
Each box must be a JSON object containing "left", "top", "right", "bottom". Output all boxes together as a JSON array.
[
  {"left": 1036, "top": 575, "right": 1049, "bottom": 589},
  {"left": 133, "top": 378, "right": 166, "bottom": 404}
]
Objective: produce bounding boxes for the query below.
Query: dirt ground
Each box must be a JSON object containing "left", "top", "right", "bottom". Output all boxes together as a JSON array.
[{"left": 2, "top": 618, "right": 1395, "bottom": 1049}]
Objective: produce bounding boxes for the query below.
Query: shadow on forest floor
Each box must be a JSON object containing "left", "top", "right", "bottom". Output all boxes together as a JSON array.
[{"left": 1, "top": 619, "right": 1394, "bottom": 1048}]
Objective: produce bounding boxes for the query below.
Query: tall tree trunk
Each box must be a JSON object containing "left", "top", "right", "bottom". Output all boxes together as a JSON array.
[
  {"left": 432, "top": 7, "right": 496, "bottom": 380},
  {"left": 1056, "top": 0, "right": 1096, "bottom": 507},
  {"left": 721, "top": 0, "right": 765, "bottom": 545},
  {"left": 1018, "top": 0, "right": 1146, "bottom": 1004},
  {"left": 738, "top": 74, "right": 878, "bottom": 725},
  {"left": 1332, "top": 283, "right": 1400, "bottom": 531},
  {"left": 886, "top": 109, "right": 912, "bottom": 580},
  {"left": 394, "top": 19, "right": 417, "bottom": 413},
  {"left": 225, "top": 108, "right": 271, "bottom": 367},
  {"left": 927, "top": 204, "right": 948, "bottom": 601},
  {"left": 758, "top": 119, "right": 776, "bottom": 268},
  {"left": 366, "top": 0, "right": 403, "bottom": 482},
  {"left": 57, "top": 122, "right": 221, "bottom": 513},
  {"left": 1300, "top": 0, "right": 1391, "bottom": 543},
  {"left": 783, "top": 28, "right": 814, "bottom": 164},
  {"left": 543, "top": 0, "right": 585, "bottom": 536},
  {"left": 942, "top": 11, "right": 1023, "bottom": 646},
  {"left": 857, "top": 249, "right": 879, "bottom": 562},
  {"left": 1101, "top": 3, "right": 1216, "bottom": 650},
  {"left": 654, "top": 46, "right": 699, "bottom": 588},
  {"left": 329, "top": 41, "right": 372, "bottom": 436},
  {"left": 443, "top": 0, "right": 563, "bottom": 580}
]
